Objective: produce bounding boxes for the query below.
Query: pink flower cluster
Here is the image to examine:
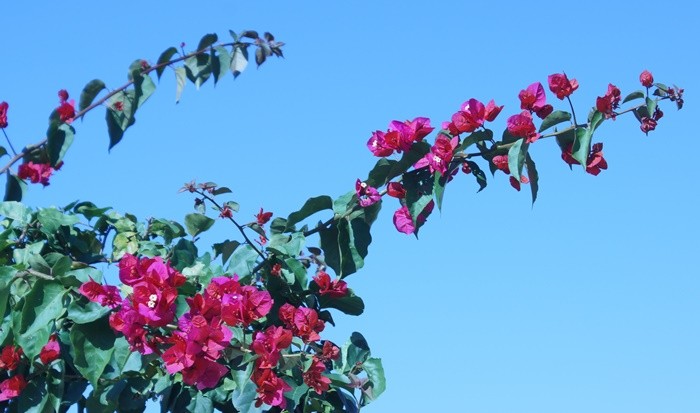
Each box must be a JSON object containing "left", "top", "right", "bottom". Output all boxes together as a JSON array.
[
  {"left": 17, "top": 161, "right": 61, "bottom": 187},
  {"left": 313, "top": 271, "right": 348, "bottom": 298},
  {"left": 596, "top": 84, "right": 621, "bottom": 119},
  {"left": 445, "top": 98, "right": 503, "bottom": 135},
  {"left": 0, "top": 338, "right": 61, "bottom": 402},
  {"left": 367, "top": 117, "right": 434, "bottom": 157},
  {"left": 56, "top": 89, "right": 75, "bottom": 123},
  {"left": 0, "top": 101, "right": 8, "bottom": 128},
  {"left": 562, "top": 142, "right": 608, "bottom": 176}
]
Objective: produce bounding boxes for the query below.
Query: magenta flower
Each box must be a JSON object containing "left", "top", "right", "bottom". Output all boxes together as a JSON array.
[
  {"left": 484, "top": 99, "right": 504, "bottom": 122},
  {"left": 0, "top": 101, "right": 8, "bottom": 128},
  {"left": 506, "top": 111, "right": 540, "bottom": 143},
  {"left": 518, "top": 82, "right": 553, "bottom": 119},
  {"left": 367, "top": 130, "right": 394, "bottom": 157},
  {"left": 548, "top": 73, "right": 579, "bottom": 99},
  {"left": 355, "top": 179, "right": 381, "bottom": 207},
  {"left": 596, "top": 84, "right": 621, "bottom": 119}
]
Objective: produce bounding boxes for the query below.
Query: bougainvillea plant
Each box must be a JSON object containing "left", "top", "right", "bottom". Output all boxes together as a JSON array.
[{"left": 0, "top": 29, "right": 684, "bottom": 412}]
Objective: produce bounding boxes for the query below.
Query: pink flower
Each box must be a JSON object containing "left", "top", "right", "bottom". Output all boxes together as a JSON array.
[
  {"left": 17, "top": 161, "right": 58, "bottom": 186},
  {"left": 220, "top": 285, "right": 273, "bottom": 327},
  {"left": 303, "top": 357, "right": 331, "bottom": 394},
  {"left": 639, "top": 70, "right": 654, "bottom": 87},
  {"left": 509, "top": 175, "right": 529, "bottom": 191},
  {"left": 0, "top": 375, "right": 27, "bottom": 402},
  {"left": 561, "top": 143, "right": 608, "bottom": 176},
  {"left": 39, "top": 335, "right": 60, "bottom": 365},
  {"left": 386, "top": 182, "right": 406, "bottom": 198},
  {"left": 585, "top": 143, "right": 608, "bottom": 175},
  {"left": 449, "top": 98, "right": 486, "bottom": 134},
  {"left": 256, "top": 208, "right": 273, "bottom": 225},
  {"left": 0, "top": 346, "right": 23, "bottom": 372},
  {"left": 252, "top": 368, "right": 291, "bottom": 408},
  {"left": 491, "top": 155, "right": 510, "bottom": 174},
  {"left": 392, "top": 201, "right": 435, "bottom": 235},
  {"left": 548, "top": 73, "right": 579, "bottom": 99},
  {"left": 0, "top": 101, "right": 8, "bottom": 128},
  {"left": 596, "top": 84, "right": 621, "bottom": 119},
  {"left": 313, "top": 271, "right": 348, "bottom": 298},
  {"left": 321, "top": 341, "right": 340, "bottom": 361},
  {"left": 79, "top": 279, "right": 122, "bottom": 308},
  {"left": 57, "top": 95, "right": 76, "bottom": 123},
  {"left": 640, "top": 107, "right": 663, "bottom": 134},
  {"left": 518, "top": 82, "right": 552, "bottom": 119},
  {"left": 366, "top": 130, "right": 394, "bottom": 157},
  {"left": 181, "top": 358, "right": 229, "bottom": 391},
  {"left": 252, "top": 326, "right": 293, "bottom": 369},
  {"left": 484, "top": 99, "right": 504, "bottom": 122},
  {"left": 506, "top": 111, "right": 540, "bottom": 143},
  {"left": 387, "top": 117, "right": 434, "bottom": 151},
  {"left": 355, "top": 179, "right": 381, "bottom": 207},
  {"left": 219, "top": 205, "right": 233, "bottom": 218},
  {"left": 58, "top": 89, "right": 70, "bottom": 103}
]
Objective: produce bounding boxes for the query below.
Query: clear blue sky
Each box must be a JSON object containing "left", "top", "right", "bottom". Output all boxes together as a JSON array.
[{"left": 2, "top": 1, "right": 698, "bottom": 412}]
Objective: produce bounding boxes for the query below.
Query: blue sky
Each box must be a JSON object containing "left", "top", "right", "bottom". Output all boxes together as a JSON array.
[{"left": 1, "top": 1, "right": 698, "bottom": 412}]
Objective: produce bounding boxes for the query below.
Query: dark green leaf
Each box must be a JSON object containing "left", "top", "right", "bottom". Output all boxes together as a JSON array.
[
  {"left": 646, "top": 96, "right": 657, "bottom": 118},
  {"left": 17, "top": 374, "right": 49, "bottom": 412},
  {"left": 622, "top": 90, "right": 645, "bottom": 104},
  {"left": 366, "top": 158, "right": 395, "bottom": 188},
  {"left": 571, "top": 127, "right": 592, "bottom": 167},
  {"left": 319, "top": 291, "right": 364, "bottom": 316},
  {"left": 213, "top": 46, "right": 231, "bottom": 84},
  {"left": 386, "top": 141, "right": 431, "bottom": 182},
  {"left": 539, "top": 110, "right": 572, "bottom": 132},
  {"left": 105, "top": 90, "right": 137, "bottom": 150},
  {"left": 0, "top": 146, "right": 7, "bottom": 158},
  {"left": 226, "top": 244, "right": 259, "bottom": 279},
  {"left": 4, "top": 173, "right": 26, "bottom": 202},
  {"left": 403, "top": 167, "right": 433, "bottom": 225},
  {"left": 46, "top": 122, "right": 75, "bottom": 166},
  {"left": 15, "top": 280, "right": 66, "bottom": 358},
  {"left": 507, "top": 138, "right": 528, "bottom": 181},
  {"left": 78, "top": 79, "right": 106, "bottom": 113},
  {"left": 213, "top": 239, "right": 240, "bottom": 264},
  {"left": 342, "top": 332, "right": 371, "bottom": 374},
  {"left": 361, "top": 358, "right": 386, "bottom": 405},
  {"left": 185, "top": 54, "right": 212, "bottom": 89},
  {"left": 69, "top": 317, "right": 117, "bottom": 387},
  {"left": 456, "top": 129, "right": 493, "bottom": 152},
  {"left": 465, "top": 161, "right": 487, "bottom": 192},
  {"left": 240, "top": 30, "right": 259, "bottom": 39},
  {"left": 184, "top": 213, "right": 215, "bottom": 237},
  {"left": 255, "top": 47, "right": 266, "bottom": 66},
  {"left": 525, "top": 153, "right": 539, "bottom": 206},
  {"left": 231, "top": 46, "right": 249, "bottom": 78},
  {"left": 156, "top": 47, "right": 179, "bottom": 79},
  {"left": 286, "top": 196, "right": 333, "bottom": 231},
  {"left": 67, "top": 299, "right": 111, "bottom": 324},
  {"left": 197, "top": 33, "right": 218, "bottom": 51}
]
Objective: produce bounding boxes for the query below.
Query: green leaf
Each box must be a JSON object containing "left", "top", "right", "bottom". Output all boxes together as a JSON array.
[
  {"left": 286, "top": 196, "right": 333, "bottom": 231},
  {"left": 403, "top": 167, "right": 433, "bottom": 225},
  {"left": 507, "top": 138, "right": 528, "bottom": 181},
  {"left": 4, "top": 172, "right": 26, "bottom": 201},
  {"left": 342, "top": 332, "right": 371, "bottom": 374},
  {"left": 455, "top": 129, "right": 493, "bottom": 152},
  {"left": 69, "top": 317, "right": 117, "bottom": 387},
  {"left": 175, "top": 66, "right": 187, "bottom": 103},
  {"left": 103, "top": 336, "right": 143, "bottom": 379},
  {"left": 0, "top": 146, "right": 7, "bottom": 158},
  {"left": 0, "top": 200, "right": 31, "bottom": 223},
  {"left": 366, "top": 158, "right": 395, "bottom": 188},
  {"left": 156, "top": 47, "right": 178, "bottom": 79},
  {"left": 67, "top": 299, "right": 111, "bottom": 324},
  {"left": 525, "top": 153, "right": 539, "bottom": 206},
  {"left": 78, "top": 79, "right": 106, "bottom": 113},
  {"left": 133, "top": 73, "right": 156, "bottom": 110},
  {"left": 185, "top": 54, "right": 212, "bottom": 89},
  {"left": 184, "top": 213, "right": 215, "bottom": 237},
  {"left": 319, "top": 290, "right": 364, "bottom": 316},
  {"left": 571, "top": 127, "right": 592, "bottom": 167},
  {"left": 465, "top": 161, "right": 487, "bottom": 192},
  {"left": 255, "top": 47, "right": 266, "bottom": 66},
  {"left": 105, "top": 90, "right": 137, "bottom": 150},
  {"left": 240, "top": 30, "right": 259, "bottom": 39},
  {"left": 46, "top": 122, "right": 75, "bottom": 166},
  {"left": 267, "top": 232, "right": 305, "bottom": 257},
  {"left": 623, "top": 90, "right": 645, "bottom": 104},
  {"left": 17, "top": 374, "right": 49, "bottom": 413},
  {"left": 197, "top": 33, "right": 218, "bottom": 51},
  {"left": 38, "top": 207, "right": 79, "bottom": 235},
  {"left": 213, "top": 239, "right": 240, "bottom": 264},
  {"left": 14, "top": 280, "right": 66, "bottom": 358},
  {"left": 213, "top": 46, "right": 231, "bottom": 84},
  {"left": 539, "top": 110, "right": 572, "bottom": 132},
  {"left": 646, "top": 96, "right": 657, "bottom": 118},
  {"left": 589, "top": 110, "right": 604, "bottom": 132},
  {"left": 231, "top": 46, "right": 249, "bottom": 78},
  {"left": 226, "top": 244, "right": 259, "bottom": 278},
  {"left": 320, "top": 218, "right": 371, "bottom": 278},
  {"left": 386, "top": 141, "right": 431, "bottom": 182},
  {"left": 361, "top": 357, "right": 386, "bottom": 404}
]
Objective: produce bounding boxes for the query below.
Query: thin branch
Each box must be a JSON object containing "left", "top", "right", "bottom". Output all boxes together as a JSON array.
[{"left": 0, "top": 39, "right": 259, "bottom": 175}]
